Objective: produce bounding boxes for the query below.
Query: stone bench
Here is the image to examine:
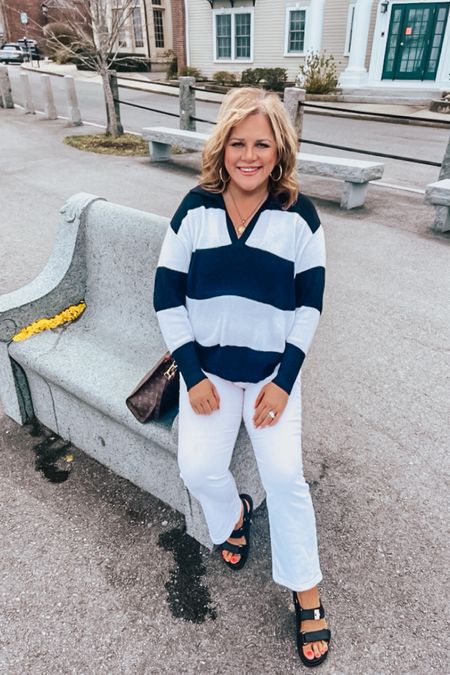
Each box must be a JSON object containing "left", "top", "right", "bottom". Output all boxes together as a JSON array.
[
  {"left": 142, "top": 126, "right": 384, "bottom": 209},
  {"left": 424, "top": 179, "right": 450, "bottom": 232},
  {"left": 0, "top": 193, "right": 265, "bottom": 548}
]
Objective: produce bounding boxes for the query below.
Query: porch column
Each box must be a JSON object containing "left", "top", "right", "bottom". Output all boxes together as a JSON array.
[
  {"left": 308, "top": 0, "right": 326, "bottom": 51},
  {"left": 339, "top": 0, "right": 373, "bottom": 88}
]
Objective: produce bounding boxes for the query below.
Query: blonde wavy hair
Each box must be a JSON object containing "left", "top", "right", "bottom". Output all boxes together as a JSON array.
[{"left": 199, "top": 87, "right": 299, "bottom": 208}]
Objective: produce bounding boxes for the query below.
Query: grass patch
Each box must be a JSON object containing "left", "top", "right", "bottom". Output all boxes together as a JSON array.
[{"left": 64, "top": 133, "right": 149, "bottom": 156}]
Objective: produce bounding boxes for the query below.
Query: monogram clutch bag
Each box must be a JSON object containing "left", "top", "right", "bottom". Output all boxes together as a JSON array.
[{"left": 126, "top": 352, "right": 179, "bottom": 423}]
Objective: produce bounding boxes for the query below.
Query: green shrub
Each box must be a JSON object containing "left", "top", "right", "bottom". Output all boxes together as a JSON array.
[
  {"left": 179, "top": 66, "right": 204, "bottom": 80},
  {"left": 241, "top": 67, "right": 264, "bottom": 86},
  {"left": 68, "top": 52, "right": 149, "bottom": 72},
  {"left": 240, "top": 67, "right": 287, "bottom": 91},
  {"left": 261, "top": 68, "right": 288, "bottom": 92},
  {"left": 297, "top": 51, "right": 338, "bottom": 94},
  {"left": 212, "top": 70, "right": 238, "bottom": 86},
  {"left": 52, "top": 46, "right": 72, "bottom": 64},
  {"left": 164, "top": 49, "right": 178, "bottom": 79}
]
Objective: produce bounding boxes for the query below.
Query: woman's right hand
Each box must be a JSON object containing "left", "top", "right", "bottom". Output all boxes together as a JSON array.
[{"left": 188, "top": 378, "right": 221, "bottom": 415}]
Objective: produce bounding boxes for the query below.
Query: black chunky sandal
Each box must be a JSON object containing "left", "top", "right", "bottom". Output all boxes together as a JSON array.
[
  {"left": 217, "top": 494, "right": 253, "bottom": 571},
  {"left": 293, "top": 591, "right": 331, "bottom": 667}
]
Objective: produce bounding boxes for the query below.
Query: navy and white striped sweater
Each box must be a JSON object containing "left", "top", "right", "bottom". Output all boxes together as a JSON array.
[{"left": 153, "top": 186, "right": 325, "bottom": 394}]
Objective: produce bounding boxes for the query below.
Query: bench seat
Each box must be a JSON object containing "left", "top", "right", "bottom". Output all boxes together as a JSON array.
[
  {"left": 9, "top": 330, "right": 178, "bottom": 454},
  {"left": 0, "top": 194, "right": 265, "bottom": 548},
  {"left": 142, "top": 126, "right": 384, "bottom": 209},
  {"left": 425, "top": 179, "right": 450, "bottom": 232}
]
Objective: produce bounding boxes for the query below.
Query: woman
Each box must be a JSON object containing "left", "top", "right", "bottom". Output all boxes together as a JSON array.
[{"left": 153, "top": 87, "right": 330, "bottom": 666}]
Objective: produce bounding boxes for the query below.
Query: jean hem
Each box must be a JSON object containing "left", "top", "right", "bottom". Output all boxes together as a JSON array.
[
  {"left": 209, "top": 502, "right": 243, "bottom": 546},
  {"left": 273, "top": 571, "right": 323, "bottom": 592}
]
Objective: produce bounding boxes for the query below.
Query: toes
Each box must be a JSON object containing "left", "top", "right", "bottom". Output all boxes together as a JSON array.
[
  {"left": 312, "top": 643, "right": 321, "bottom": 659},
  {"left": 302, "top": 646, "right": 315, "bottom": 660},
  {"left": 221, "top": 550, "right": 240, "bottom": 564},
  {"left": 303, "top": 642, "right": 326, "bottom": 661}
]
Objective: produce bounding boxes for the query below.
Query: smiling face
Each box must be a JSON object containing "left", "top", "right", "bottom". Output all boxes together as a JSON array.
[{"left": 223, "top": 112, "right": 278, "bottom": 196}]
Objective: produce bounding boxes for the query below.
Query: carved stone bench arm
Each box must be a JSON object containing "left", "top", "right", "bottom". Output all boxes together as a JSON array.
[
  {"left": 0, "top": 193, "right": 104, "bottom": 424},
  {"left": 0, "top": 194, "right": 104, "bottom": 343}
]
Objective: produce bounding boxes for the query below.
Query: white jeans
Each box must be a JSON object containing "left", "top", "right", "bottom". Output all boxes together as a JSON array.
[{"left": 178, "top": 369, "right": 323, "bottom": 592}]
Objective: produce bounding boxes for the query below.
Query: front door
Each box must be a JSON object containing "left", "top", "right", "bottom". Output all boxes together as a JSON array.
[{"left": 382, "top": 2, "right": 450, "bottom": 80}]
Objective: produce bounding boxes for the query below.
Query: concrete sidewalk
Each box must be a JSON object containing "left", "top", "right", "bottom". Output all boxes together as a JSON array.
[{"left": 0, "top": 109, "right": 449, "bottom": 675}]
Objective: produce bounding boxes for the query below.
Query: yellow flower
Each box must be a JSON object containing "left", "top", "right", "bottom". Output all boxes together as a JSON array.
[{"left": 12, "top": 302, "right": 86, "bottom": 342}]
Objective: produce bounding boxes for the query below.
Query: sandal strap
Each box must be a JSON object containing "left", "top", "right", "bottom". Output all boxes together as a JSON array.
[
  {"left": 300, "top": 628, "right": 331, "bottom": 645},
  {"left": 218, "top": 541, "right": 243, "bottom": 555},
  {"left": 240, "top": 494, "right": 253, "bottom": 521},
  {"left": 227, "top": 494, "right": 252, "bottom": 538},
  {"left": 229, "top": 523, "right": 248, "bottom": 538},
  {"left": 299, "top": 604, "right": 325, "bottom": 621}
]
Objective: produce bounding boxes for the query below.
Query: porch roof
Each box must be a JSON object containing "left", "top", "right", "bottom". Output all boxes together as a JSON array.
[{"left": 206, "top": 1, "right": 256, "bottom": 7}]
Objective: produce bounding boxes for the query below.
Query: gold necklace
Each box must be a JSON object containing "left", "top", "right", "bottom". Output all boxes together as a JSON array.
[{"left": 228, "top": 189, "right": 268, "bottom": 235}]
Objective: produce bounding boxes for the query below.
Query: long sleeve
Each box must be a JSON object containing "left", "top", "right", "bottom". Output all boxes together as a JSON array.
[
  {"left": 272, "top": 221, "right": 326, "bottom": 395},
  {"left": 153, "top": 197, "right": 206, "bottom": 390}
]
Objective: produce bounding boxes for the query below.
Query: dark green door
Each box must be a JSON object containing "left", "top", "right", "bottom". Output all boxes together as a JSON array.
[{"left": 382, "top": 3, "right": 449, "bottom": 80}]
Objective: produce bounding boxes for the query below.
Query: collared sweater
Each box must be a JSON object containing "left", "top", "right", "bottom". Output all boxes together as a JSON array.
[{"left": 153, "top": 186, "right": 325, "bottom": 394}]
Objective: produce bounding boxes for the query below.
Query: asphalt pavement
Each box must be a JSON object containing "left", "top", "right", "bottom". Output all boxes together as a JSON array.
[
  {"left": 0, "top": 106, "right": 449, "bottom": 675},
  {"left": 6, "top": 62, "right": 449, "bottom": 192}
]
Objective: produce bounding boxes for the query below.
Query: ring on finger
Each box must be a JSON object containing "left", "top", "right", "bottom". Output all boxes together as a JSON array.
[{"left": 267, "top": 410, "right": 276, "bottom": 420}]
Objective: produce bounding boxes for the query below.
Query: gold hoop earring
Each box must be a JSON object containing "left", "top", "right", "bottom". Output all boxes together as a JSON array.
[
  {"left": 219, "top": 167, "right": 230, "bottom": 185},
  {"left": 270, "top": 165, "right": 283, "bottom": 182}
]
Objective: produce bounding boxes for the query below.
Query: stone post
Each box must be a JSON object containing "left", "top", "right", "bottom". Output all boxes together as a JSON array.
[
  {"left": 42, "top": 74, "right": 57, "bottom": 120},
  {"left": 179, "top": 76, "right": 196, "bottom": 131},
  {"left": 64, "top": 75, "right": 82, "bottom": 126},
  {"left": 284, "top": 87, "right": 305, "bottom": 147},
  {"left": 0, "top": 66, "right": 14, "bottom": 108},
  {"left": 20, "top": 72, "right": 35, "bottom": 114}
]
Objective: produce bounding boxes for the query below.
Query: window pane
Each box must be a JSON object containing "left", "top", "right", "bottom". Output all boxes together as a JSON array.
[
  {"left": 426, "top": 6, "right": 449, "bottom": 76},
  {"left": 216, "top": 14, "right": 231, "bottom": 58},
  {"left": 112, "top": 8, "right": 127, "bottom": 47},
  {"left": 132, "top": 7, "right": 144, "bottom": 48},
  {"left": 384, "top": 7, "right": 402, "bottom": 73},
  {"left": 153, "top": 9, "right": 165, "bottom": 48},
  {"left": 288, "top": 10, "right": 305, "bottom": 52},
  {"left": 235, "top": 13, "right": 251, "bottom": 58}
]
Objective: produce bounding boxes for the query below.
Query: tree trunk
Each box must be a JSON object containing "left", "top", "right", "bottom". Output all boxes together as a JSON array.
[
  {"left": 100, "top": 68, "right": 121, "bottom": 137},
  {"left": 439, "top": 133, "right": 450, "bottom": 180}
]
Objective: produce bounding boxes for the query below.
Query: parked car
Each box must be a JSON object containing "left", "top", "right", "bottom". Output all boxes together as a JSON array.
[
  {"left": 17, "top": 38, "right": 41, "bottom": 60},
  {"left": 0, "top": 43, "right": 26, "bottom": 64}
]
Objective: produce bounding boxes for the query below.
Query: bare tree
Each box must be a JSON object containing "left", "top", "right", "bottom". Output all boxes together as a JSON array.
[{"left": 6, "top": 0, "right": 144, "bottom": 136}]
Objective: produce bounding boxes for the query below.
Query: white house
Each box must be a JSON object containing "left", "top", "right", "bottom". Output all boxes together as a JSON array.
[{"left": 185, "top": 0, "right": 450, "bottom": 93}]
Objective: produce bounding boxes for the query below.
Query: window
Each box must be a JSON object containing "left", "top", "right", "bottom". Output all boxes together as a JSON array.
[
  {"left": 285, "top": 7, "right": 307, "bottom": 55},
  {"left": 153, "top": 8, "right": 164, "bottom": 48},
  {"left": 235, "top": 13, "right": 251, "bottom": 58},
  {"left": 345, "top": 4, "right": 356, "bottom": 55},
  {"left": 152, "top": 0, "right": 161, "bottom": 4},
  {"left": 214, "top": 10, "right": 253, "bottom": 61},
  {"left": 216, "top": 15, "right": 232, "bottom": 58},
  {"left": 112, "top": 8, "right": 127, "bottom": 48},
  {"left": 132, "top": 6, "right": 144, "bottom": 48}
]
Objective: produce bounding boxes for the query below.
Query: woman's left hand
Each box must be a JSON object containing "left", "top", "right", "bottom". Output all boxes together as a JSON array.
[{"left": 253, "top": 382, "right": 289, "bottom": 429}]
